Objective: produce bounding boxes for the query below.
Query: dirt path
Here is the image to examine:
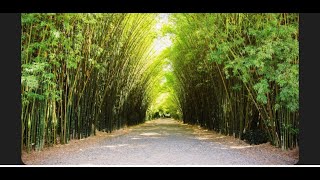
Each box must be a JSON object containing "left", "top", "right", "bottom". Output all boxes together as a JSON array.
[{"left": 22, "top": 118, "right": 298, "bottom": 165}]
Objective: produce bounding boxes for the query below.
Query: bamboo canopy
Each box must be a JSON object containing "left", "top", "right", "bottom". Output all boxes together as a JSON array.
[{"left": 21, "top": 13, "right": 299, "bottom": 152}]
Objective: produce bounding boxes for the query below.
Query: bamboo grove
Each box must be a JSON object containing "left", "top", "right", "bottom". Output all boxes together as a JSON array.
[
  {"left": 21, "top": 13, "right": 162, "bottom": 151},
  {"left": 164, "top": 13, "right": 299, "bottom": 150},
  {"left": 21, "top": 13, "right": 299, "bottom": 152}
]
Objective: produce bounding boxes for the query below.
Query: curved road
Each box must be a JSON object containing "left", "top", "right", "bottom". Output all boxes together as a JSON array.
[{"left": 22, "top": 119, "right": 297, "bottom": 165}]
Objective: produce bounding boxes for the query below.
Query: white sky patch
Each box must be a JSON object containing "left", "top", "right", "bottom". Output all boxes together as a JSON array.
[
  {"left": 155, "top": 13, "right": 169, "bottom": 31},
  {"left": 152, "top": 13, "right": 172, "bottom": 55},
  {"left": 163, "top": 62, "right": 173, "bottom": 72},
  {"left": 153, "top": 36, "right": 172, "bottom": 55},
  {"left": 160, "top": 76, "right": 167, "bottom": 85}
]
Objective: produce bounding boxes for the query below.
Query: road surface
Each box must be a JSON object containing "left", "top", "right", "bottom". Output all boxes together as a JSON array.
[{"left": 22, "top": 118, "right": 298, "bottom": 165}]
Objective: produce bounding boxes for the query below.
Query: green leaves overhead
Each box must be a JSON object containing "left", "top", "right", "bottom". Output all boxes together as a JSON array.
[
  {"left": 21, "top": 13, "right": 299, "bottom": 152},
  {"left": 21, "top": 13, "right": 160, "bottom": 151},
  {"left": 253, "top": 79, "right": 269, "bottom": 105},
  {"left": 164, "top": 13, "right": 299, "bottom": 150}
]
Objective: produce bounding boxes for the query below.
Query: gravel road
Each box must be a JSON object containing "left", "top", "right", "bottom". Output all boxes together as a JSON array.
[{"left": 22, "top": 118, "right": 298, "bottom": 165}]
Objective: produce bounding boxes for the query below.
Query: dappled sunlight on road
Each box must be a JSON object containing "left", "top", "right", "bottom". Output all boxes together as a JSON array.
[
  {"left": 139, "top": 132, "right": 161, "bottom": 136},
  {"left": 102, "top": 144, "right": 129, "bottom": 148},
  {"left": 22, "top": 118, "right": 298, "bottom": 165}
]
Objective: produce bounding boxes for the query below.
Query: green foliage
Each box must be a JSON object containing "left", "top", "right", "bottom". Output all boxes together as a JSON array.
[
  {"left": 241, "top": 129, "right": 269, "bottom": 145},
  {"left": 21, "top": 13, "right": 299, "bottom": 152},
  {"left": 164, "top": 13, "right": 299, "bottom": 150},
  {"left": 146, "top": 58, "right": 182, "bottom": 120},
  {"left": 253, "top": 79, "right": 269, "bottom": 104},
  {"left": 21, "top": 13, "right": 160, "bottom": 151}
]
